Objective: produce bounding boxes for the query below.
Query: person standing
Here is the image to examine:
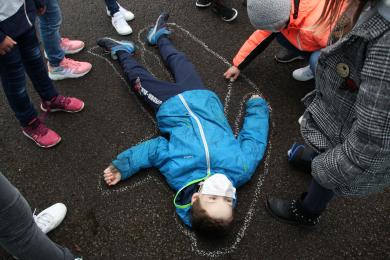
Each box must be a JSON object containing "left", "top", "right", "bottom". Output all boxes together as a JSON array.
[
  {"left": 266, "top": 0, "right": 390, "bottom": 227},
  {"left": 0, "top": 0, "right": 85, "bottom": 148},
  {"left": 105, "top": 0, "right": 135, "bottom": 35},
  {"left": 39, "top": 0, "right": 92, "bottom": 80}
]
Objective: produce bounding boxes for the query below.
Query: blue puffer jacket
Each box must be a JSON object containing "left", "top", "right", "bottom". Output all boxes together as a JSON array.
[
  {"left": 112, "top": 90, "right": 269, "bottom": 226},
  {"left": 0, "top": 0, "right": 45, "bottom": 42}
]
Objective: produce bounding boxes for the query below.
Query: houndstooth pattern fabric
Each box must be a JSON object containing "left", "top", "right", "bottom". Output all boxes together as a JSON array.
[{"left": 300, "top": 13, "right": 390, "bottom": 196}]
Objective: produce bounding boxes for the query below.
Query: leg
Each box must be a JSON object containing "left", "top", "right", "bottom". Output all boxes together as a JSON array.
[
  {"left": 38, "top": 0, "right": 64, "bottom": 67},
  {"left": 0, "top": 173, "right": 75, "bottom": 260},
  {"left": 117, "top": 51, "right": 177, "bottom": 109},
  {"left": 18, "top": 28, "right": 58, "bottom": 102},
  {"left": 302, "top": 179, "right": 334, "bottom": 214},
  {"left": 105, "top": 0, "right": 120, "bottom": 16},
  {"left": 275, "top": 33, "right": 311, "bottom": 62},
  {"left": 0, "top": 45, "right": 38, "bottom": 127},
  {"left": 309, "top": 50, "right": 321, "bottom": 77},
  {"left": 157, "top": 37, "right": 206, "bottom": 90}
]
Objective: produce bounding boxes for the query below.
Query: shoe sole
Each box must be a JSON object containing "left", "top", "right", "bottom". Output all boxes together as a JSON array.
[
  {"left": 265, "top": 199, "right": 317, "bottom": 230},
  {"left": 48, "top": 68, "right": 92, "bottom": 80},
  {"left": 44, "top": 47, "right": 85, "bottom": 59},
  {"left": 40, "top": 102, "right": 85, "bottom": 113},
  {"left": 274, "top": 55, "right": 305, "bottom": 63},
  {"left": 222, "top": 8, "right": 238, "bottom": 22},
  {"left": 22, "top": 130, "right": 62, "bottom": 148},
  {"left": 63, "top": 46, "right": 85, "bottom": 55},
  {"left": 196, "top": 2, "right": 212, "bottom": 7}
]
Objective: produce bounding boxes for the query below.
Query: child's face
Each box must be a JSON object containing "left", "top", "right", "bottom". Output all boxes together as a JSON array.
[{"left": 193, "top": 193, "right": 233, "bottom": 220}]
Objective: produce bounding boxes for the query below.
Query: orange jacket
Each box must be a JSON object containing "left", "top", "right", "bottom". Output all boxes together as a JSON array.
[{"left": 233, "top": 0, "right": 346, "bottom": 69}]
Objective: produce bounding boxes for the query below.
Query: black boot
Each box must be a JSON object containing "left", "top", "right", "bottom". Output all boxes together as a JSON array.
[{"left": 266, "top": 193, "right": 321, "bottom": 228}]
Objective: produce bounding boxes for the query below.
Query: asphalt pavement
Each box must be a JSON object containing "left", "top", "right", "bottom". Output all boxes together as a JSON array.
[{"left": 0, "top": 0, "right": 389, "bottom": 259}]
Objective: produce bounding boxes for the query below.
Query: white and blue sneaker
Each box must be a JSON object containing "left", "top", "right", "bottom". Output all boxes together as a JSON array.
[
  {"left": 97, "top": 37, "right": 136, "bottom": 60},
  {"left": 147, "top": 12, "right": 171, "bottom": 46}
]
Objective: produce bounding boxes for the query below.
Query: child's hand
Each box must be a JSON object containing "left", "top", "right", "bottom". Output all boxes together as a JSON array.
[
  {"left": 0, "top": 36, "right": 17, "bottom": 55},
  {"left": 103, "top": 165, "right": 121, "bottom": 186},
  {"left": 224, "top": 66, "right": 240, "bottom": 81}
]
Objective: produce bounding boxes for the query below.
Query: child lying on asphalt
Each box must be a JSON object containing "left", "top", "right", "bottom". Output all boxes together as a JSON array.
[{"left": 99, "top": 13, "right": 269, "bottom": 236}]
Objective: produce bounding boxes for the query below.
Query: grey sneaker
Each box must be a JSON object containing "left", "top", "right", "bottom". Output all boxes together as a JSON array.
[{"left": 275, "top": 48, "right": 305, "bottom": 63}]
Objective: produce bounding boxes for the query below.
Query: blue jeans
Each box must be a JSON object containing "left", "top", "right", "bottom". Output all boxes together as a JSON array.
[
  {"left": 309, "top": 50, "right": 321, "bottom": 77},
  {"left": 276, "top": 33, "right": 321, "bottom": 75},
  {"left": 105, "top": 0, "right": 120, "bottom": 16},
  {"left": 0, "top": 28, "right": 58, "bottom": 127},
  {"left": 39, "top": 0, "right": 64, "bottom": 67},
  {"left": 0, "top": 173, "right": 75, "bottom": 259},
  {"left": 117, "top": 37, "right": 206, "bottom": 110}
]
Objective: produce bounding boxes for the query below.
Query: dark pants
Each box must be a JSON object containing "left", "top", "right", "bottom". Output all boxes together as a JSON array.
[
  {"left": 0, "top": 28, "right": 58, "bottom": 127},
  {"left": 302, "top": 179, "right": 334, "bottom": 214},
  {"left": 0, "top": 173, "right": 74, "bottom": 259},
  {"left": 117, "top": 37, "right": 206, "bottom": 110},
  {"left": 105, "top": 0, "right": 120, "bottom": 16},
  {"left": 276, "top": 33, "right": 321, "bottom": 75}
]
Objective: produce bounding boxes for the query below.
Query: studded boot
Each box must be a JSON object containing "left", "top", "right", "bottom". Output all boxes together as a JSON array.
[{"left": 266, "top": 193, "right": 321, "bottom": 228}]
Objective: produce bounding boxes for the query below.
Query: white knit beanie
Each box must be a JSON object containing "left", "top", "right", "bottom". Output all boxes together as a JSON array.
[{"left": 247, "top": 0, "right": 292, "bottom": 31}]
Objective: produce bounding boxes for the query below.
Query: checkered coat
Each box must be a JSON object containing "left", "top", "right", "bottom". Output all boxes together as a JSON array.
[{"left": 300, "top": 12, "right": 390, "bottom": 196}]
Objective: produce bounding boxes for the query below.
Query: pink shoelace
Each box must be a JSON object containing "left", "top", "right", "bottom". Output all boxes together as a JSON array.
[{"left": 61, "top": 57, "right": 82, "bottom": 68}]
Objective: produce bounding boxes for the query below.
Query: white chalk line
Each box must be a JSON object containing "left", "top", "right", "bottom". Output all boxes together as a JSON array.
[{"left": 89, "top": 23, "right": 273, "bottom": 257}]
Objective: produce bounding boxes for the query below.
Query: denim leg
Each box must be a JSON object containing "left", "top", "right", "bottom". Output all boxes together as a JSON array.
[
  {"left": 39, "top": 0, "right": 64, "bottom": 67},
  {"left": 117, "top": 51, "right": 177, "bottom": 109},
  {"left": 309, "top": 50, "right": 321, "bottom": 77},
  {"left": 0, "top": 173, "right": 75, "bottom": 260},
  {"left": 0, "top": 45, "right": 38, "bottom": 127},
  {"left": 19, "top": 28, "right": 58, "bottom": 102},
  {"left": 302, "top": 179, "right": 334, "bottom": 214},
  {"left": 105, "top": 0, "right": 120, "bottom": 16},
  {"left": 157, "top": 37, "right": 206, "bottom": 90},
  {"left": 275, "top": 33, "right": 311, "bottom": 60}
]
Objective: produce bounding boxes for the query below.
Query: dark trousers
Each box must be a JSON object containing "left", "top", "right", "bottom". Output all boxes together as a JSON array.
[
  {"left": 302, "top": 179, "right": 334, "bottom": 214},
  {"left": 0, "top": 173, "right": 74, "bottom": 259},
  {"left": 105, "top": 0, "right": 120, "bottom": 16},
  {"left": 0, "top": 28, "right": 58, "bottom": 127},
  {"left": 117, "top": 37, "right": 206, "bottom": 110}
]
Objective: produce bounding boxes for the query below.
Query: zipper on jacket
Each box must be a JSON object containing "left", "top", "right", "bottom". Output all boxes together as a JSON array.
[
  {"left": 23, "top": 0, "right": 32, "bottom": 26},
  {"left": 178, "top": 94, "right": 211, "bottom": 174}
]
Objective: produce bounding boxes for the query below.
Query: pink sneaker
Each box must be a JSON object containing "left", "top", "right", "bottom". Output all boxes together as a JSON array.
[
  {"left": 60, "top": 38, "right": 85, "bottom": 54},
  {"left": 22, "top": 118, "right": 61, "bottom": 148},
  {"left": 48, "top": 58, "right": 92, "bottom": 80},
  {"left": 41, "top": 95, "right": 85, "bottom": 113}
]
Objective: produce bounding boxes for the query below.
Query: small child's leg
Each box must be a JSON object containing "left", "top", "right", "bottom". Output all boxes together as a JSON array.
[
  {"left": 157, "top": 37, "right": 206, "bottom": 91},
  {"left": 116, "top": 50, "right": 180, "bottom": 109},
  {"left": 0, "top": 42, "right": 38, "bottom": 127},
  {"left": 105, "top": 0, "right": 120, "bottom": 16},
  {"left": 18, "top": 28, "right": 58, "bottom": 102}
]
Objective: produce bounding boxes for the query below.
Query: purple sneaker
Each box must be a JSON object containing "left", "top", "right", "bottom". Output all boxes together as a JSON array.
[{"left": 22, "top": 118, "right": 61, "bottom": 148}]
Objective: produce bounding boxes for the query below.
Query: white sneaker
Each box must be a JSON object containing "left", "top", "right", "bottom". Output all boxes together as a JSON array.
[
  {"left": 292, "top": 65, "right": 314, "bottom": 81},
  {"left": 112, "top": 12, "right": 132, "bottom": 35},
  {"left": 106, "top": 3, "right": 135, "bottom": 21},
  {"left": 33, "top": 203, "right": 67, "bottom": 234}
]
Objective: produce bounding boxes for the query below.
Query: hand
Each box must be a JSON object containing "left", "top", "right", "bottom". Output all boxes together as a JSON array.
[
  {"left": 37, "top": 6, "right": 46, "bottom": 15},
  {"left": 224, "top": 66, "right": 240, "bottom": 81},
  {"left": 103, "top": 164, "right": 121, "bottom": 186},
  {"left": 0, "top": 36, "right": 17, "bottom": 55}
]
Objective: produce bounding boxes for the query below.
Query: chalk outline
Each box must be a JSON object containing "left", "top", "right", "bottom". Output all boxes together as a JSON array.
[{"left": 88, "top": 23, "right": 273, "bottom": 257}]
